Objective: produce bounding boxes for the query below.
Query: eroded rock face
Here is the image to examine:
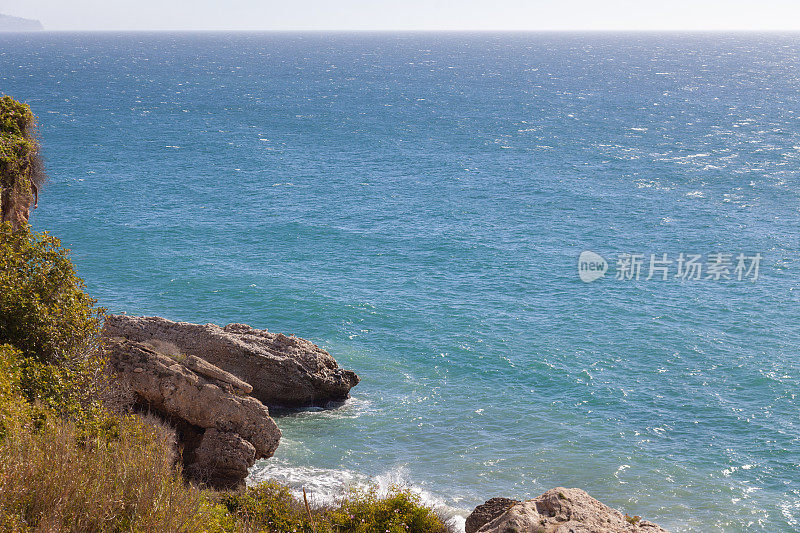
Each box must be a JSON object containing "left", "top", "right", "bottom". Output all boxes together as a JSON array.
[
  {"left": 104, "top": 315, "right": 360, "bottom": 407},
  {"left": 468, "top": 488, "right": 669, "bottom": 533},
  {"left": 465, "top": 497, "right": 521, "bottom": 533},
  {"left": 106, "top": 337, "right": 281, "bottom": 488},
  {"left": 187, "top": 429, "right": 256, "bottom": 488}
]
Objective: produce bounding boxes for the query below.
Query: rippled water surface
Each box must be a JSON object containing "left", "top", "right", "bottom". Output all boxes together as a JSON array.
[{"left": 2, "top": 32, "right": 799, "bottom": 532}]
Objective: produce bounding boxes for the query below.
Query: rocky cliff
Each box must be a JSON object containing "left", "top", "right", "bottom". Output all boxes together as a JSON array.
[{"left": 102, "top": 314, "right": 360, "bottom": 487}]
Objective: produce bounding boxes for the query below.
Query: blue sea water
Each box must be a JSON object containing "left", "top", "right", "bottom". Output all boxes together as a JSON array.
[{"left": 2, "top": 31, "right": 800, "bottom": 532}]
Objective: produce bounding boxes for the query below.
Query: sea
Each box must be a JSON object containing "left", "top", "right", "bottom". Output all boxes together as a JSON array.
[{"left": 1, "top": 31, "right": 799, "bottom": 532}]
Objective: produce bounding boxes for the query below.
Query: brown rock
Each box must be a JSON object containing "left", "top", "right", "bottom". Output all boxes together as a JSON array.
[
  {"left": 106, "top": 337, "right": 281, "bottom": 488},
  {"left": 183, "top": 355, "right": 253, "bottom": 394},
  {"left": 187, "top": 429, "right": 256, "bottom": 489},
  {"left": 468, "top": 488, "right": 669, "bottom": 533},
  {"left": 104, "top": 314, "right": 360, "bottom": 407},
  {"left": 465, "top": 497, "right": 521, "bottom": 533}
]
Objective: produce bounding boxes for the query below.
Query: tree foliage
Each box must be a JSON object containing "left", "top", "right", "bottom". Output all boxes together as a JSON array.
[{"left": 0, "top": 223, "right": 105, "bottom": 417}]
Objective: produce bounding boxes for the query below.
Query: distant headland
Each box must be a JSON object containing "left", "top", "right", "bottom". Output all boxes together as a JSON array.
[{"left": 0, "top": 13, "right": 44, "bottom": 32}]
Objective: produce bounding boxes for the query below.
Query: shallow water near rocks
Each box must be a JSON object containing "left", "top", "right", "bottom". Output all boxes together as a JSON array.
[{"left": 2, "top": 31, "right": 799, "bottom": 532}]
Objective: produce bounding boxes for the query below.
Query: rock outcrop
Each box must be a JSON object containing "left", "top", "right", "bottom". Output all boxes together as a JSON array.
[
  {"left": 104, "top": 314, "right": 359, "bottom": 407},
  {"left": 106, "top": 337, "right": 281, "bottom": 489},
  {"left": 465, "top": 498, "right": 521, "bottom": 533},
  {"left": 466, "top": 488, "right": 668, "bottom": 533}
]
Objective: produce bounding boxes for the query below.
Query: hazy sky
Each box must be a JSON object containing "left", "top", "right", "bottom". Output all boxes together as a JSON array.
[{"left": 4, "top": 0, "right": 800, "bottom": 31}]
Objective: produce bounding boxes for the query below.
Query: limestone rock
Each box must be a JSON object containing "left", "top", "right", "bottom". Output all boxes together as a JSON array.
[
  {"left": 465, "top": 497, "right": 521, "bottom": 533},
  {"left": 106, "top": 337, "right": 281, "bottom": 488},
  {"left": 469, "top": 488, "right": 669, "bottom": 533},
  {"left": 104, "top": 314, "right": 360, "bottom": 407},
  {"left": 187, "top": 429, "right": 256, "bottom": 489},
  {"left": 183, "top": 354, "right": 253, "bottom": 394}
]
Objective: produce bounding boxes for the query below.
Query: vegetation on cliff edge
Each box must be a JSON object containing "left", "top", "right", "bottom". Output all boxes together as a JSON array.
[{"left": 0, "top": 96, "right": 45, "bottom": 225}]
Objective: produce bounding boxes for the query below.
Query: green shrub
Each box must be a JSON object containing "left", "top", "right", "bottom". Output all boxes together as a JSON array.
[
  {"left": 0, "top": 95, "right": 39, "bottom": 187},
  {"left": 0, "top": 223, "right": 103, "bottom": 364},
  {"left": 0, "top": 344, "right": 27, "bottom": 439},
  {"left": 219, "top": 481, "right": 311, "bottom": 532},
  {"left": 329, "top": 486, "right": 448, "bottom": 533},
  {"left": 214, "top": 482, "right": 449, "bottom": 533},
  {"left": 1, "top": 96, "right": 45, "bottom": 228},
  {"left": 0, "top": 224, "right": 105, "bottom": 419}
]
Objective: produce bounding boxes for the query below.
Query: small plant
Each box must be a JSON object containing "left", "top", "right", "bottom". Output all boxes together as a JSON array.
[
  {"left": 218, "top": 480, "right": 311, "bottom": 532},
  {"left": 330, "top": 485, "right": 448, "bottom": 533},
  {"left": 144, "top": 339, "right": 187, "bottom": 361},
  {"left": 625, "top": 513, "right": 641, "bottom": 525}
]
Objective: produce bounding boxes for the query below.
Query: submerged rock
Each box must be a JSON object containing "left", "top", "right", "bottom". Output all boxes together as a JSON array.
[
  {"left": 106, "top": 337, "right": 281, "bottom": 489},
  {"left": 466, "top": 488, "right": 669, "bottom": 533},
  {"left": 104, "top": 314, "right": 360, "bottom": 407}
]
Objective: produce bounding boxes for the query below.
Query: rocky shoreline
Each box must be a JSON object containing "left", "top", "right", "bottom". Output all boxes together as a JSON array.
[
  {"left": 103, "top": 314, "right": 359, "bottom": 489},
  {"left": 104, "top": 314, "right": 668, "bottom": 532},
  {"left": 464, "top": 489, "right": 668, "bottom": 533}
]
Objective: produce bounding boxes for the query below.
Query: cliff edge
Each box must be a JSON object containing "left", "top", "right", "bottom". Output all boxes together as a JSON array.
[{"left": 0, "top": 96, "right": 44, "bottom": 228}]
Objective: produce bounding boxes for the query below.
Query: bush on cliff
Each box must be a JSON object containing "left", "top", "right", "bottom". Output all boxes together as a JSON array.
[
  {"left": 0, "top": 223, "right": 103, "bottom": 365},
  {"left": 0, "top": 95, "right": 45, "bottom": 227},
  {"left": 214, "top": 482, "right": 449, "bottom": 533},
  {"left": 0, "top": 95, "right": 42, "bottom": 191},
  {"left": 0, "top": 223, "right": 105, "bottom": 419}
]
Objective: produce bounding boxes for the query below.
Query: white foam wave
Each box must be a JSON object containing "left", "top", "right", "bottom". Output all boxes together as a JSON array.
[
  {"left": 248, "top": 461, "right": 468, "bottom": 532},
  {"left": 272, "top": 396, "right": 373, "bottom": 420}
]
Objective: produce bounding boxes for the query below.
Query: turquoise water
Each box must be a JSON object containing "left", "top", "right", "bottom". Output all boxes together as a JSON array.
[{"left": 2, "top": 32, "right": 800, "bottom": 531}]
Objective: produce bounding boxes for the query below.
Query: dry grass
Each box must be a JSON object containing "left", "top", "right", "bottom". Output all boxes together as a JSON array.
[
  {"left": 142, "top": 339, "right": 186, "bottom": 362},
  {"left": 0, "top": 414, "right": 209, "bottom": 533}
]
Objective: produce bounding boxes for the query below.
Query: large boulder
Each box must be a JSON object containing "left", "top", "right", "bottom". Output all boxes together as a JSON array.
[
  {"left": 104, "top": 315, "right": 359, "bottom": 407},
  {"left": 106, "top": 337, "right": 281, "bottom": 488},
  {"left": 467, "top": 488, "right": 669, "bottom": 533},
  {"left": 187, "top": 429, "right": 256, "bottom": 487}
]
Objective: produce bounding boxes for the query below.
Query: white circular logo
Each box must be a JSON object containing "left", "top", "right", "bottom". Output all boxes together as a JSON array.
[{"left": 578, "top": 251, "right": 608, "bottom": 283}]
